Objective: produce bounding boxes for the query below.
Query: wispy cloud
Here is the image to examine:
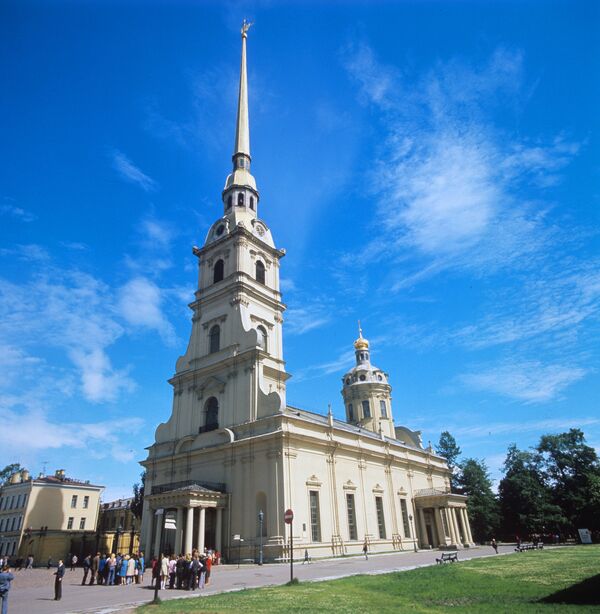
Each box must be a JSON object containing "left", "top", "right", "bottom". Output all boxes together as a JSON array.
[
  {"left": 112, "top": 150, "right": 158, "bottom": 192},
  {"left": 452, "top": 416, "right": 600, "bottom": 439},
  {"left": 1, "top": 201, "right": 36, "bottom": 222},
  {"left": 0, "top": 244, "right": 50, "bottom": 262},
  {"left": 293, "top": 349, "right": 356, "bottom": 383},
  {"left": 459, "top": 360, "right": 587, "bottom": 403}
]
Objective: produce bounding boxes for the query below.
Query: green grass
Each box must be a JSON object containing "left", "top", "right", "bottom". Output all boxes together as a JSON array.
[{"left": 137, "top": 546, "right": 600, "bottom": 613}]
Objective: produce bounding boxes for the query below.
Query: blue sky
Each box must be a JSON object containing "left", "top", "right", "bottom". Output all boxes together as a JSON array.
[{"left": 1, "top": 1, "right": 598, "bottom": 501}]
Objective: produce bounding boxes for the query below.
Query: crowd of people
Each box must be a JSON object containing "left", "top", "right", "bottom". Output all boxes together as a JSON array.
[{"left": 150, "top": 550, "right": 215, "bottom": 591}]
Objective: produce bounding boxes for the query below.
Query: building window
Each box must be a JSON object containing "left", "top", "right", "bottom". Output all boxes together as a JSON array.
[
  {"left": 209, "top": 325, "right": 220, "bottom": 354},
  {"left": 250, "top": 196, "right": 255, "bottom": 210},
  {"left": 346, "top": 493, "right": 358, "bottom": 541},
  {"left": 256, "top": 326, "right": 267, "bottom": 351},
  {"left": 380, "top": 400, "right": 388, "bottom": 419},
  {"left": 0, "top": 519, "right": 4, "bottom": 532},
  {"left": 204, "top": 397, "right": 219, "bottom": 432},
  {"left": 400, "top": 499, "right": 411, "bottom": 538},
  {"left": 79, "top": 517, "right": 86, "bottom": 530},
  {"left": 362, "top": 400, "right": 371, "bottom": 419},
  {"left": 22, "top": 494, "right": 27, "bottom": 509},
  {"left": 347, "top": 404, "right": 354, "bottom": 421},
  {"left": 255, "top": 260, "right": 266, "bottom": 284},
  {"left": 375, "top": 496, "right": 386, "bottom": 539},
  {"left": 67, "top": 517, "right": 74, "bottom": 530},
  {"left": 83, "top": 496, "right": 89, "bottom": 509},
  {"left": 227, "top": 194, "right": 232, "bottom": 209},
  {"left": 213, "top": 259, "right": 224, "bottom": 283},
  {"left": 309, "top": 491, "right": 321, "bottom": 542},
  {"left": 71, "top": 495, "right": 78, "bottom": 508},
  {"left": 237, "top": 192, "right": 244, "bottom": 207}
]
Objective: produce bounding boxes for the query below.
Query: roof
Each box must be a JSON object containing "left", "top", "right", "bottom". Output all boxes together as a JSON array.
[
  {"left": 101, "top": 497, "right": 133, "bottom": 511},
  {"left": 32, "top": 475, "right": 104, "bottom": 489}
]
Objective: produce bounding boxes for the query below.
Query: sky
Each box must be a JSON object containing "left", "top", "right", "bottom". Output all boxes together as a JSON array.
[{"left": 1, "top": 0, "right": 598, "bottom": 501}]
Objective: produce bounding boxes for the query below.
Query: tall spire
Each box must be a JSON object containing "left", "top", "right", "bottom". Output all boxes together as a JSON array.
[{"left": 234, "top": 20, "right": 252, "bottom": 159}]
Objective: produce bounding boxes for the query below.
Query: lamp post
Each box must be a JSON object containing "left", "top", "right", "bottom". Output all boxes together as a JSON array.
[
  {"left": 408, "top": 515, "right": 418, "bottom": 552},
  {"left": 129, "top": 520, "right": 135, "bottom": 555},
  {"left": 115, "top": 524, "right": 123, "bottom": 555},
  {"left": 258, "top": 510, "right": 264, "bottom": 566}
]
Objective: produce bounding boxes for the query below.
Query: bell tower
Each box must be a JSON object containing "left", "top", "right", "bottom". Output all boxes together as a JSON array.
[{"left": 153, "top": 21, "right": 288, "bottom": 446}]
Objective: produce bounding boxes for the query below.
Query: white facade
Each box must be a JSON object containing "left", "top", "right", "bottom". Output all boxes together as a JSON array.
[{"left": 140, "top": 24, "right": 473, "bottom": 562}]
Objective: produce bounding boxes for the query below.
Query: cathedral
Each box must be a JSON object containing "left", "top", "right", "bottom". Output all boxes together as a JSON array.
[{"left": 139, "top": 24, "right": 473, "bottom": 562}]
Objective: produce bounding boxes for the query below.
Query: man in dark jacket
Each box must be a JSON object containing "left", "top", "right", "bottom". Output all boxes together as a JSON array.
[
  {"left": 0, "top": 564, "right": 15, "bottom": 614},
  {"left": 82, "top": 555, "right": 92, "bottom": 585},
  {"left": 54, "top": 560, "right": 65, "bottom": 600},
  {"left": 90, "top": 552, "right": 100, "bottom": 585}
]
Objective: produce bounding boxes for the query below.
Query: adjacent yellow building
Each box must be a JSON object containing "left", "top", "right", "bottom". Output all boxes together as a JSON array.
[{"left": 0, "top": 468, "right": 103, "bottom": 563}]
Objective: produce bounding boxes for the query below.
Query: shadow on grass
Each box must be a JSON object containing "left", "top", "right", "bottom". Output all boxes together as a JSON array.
[{"left": 539, "top": 574, "right": 600, "bottom": 605}]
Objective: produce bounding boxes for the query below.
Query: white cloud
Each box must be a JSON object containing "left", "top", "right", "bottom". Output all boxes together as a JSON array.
[
  {"left": 459, "top": 360, "right": 587, "bottom": 403},
  {"left": 112, "top": 150, "right": 157, "bottom": 192},
  {"left": 0, "top": 202, "right": 36, "bottom": 222},
  {"left": 117, "top": 276, "right": 176, "bottom": 345},
  {"left": 452, "top": 416, "right": 600, "bottom": 439},
  {"left": 293, "top": 349, "right": 356, "bottom": 383},
  {"left": 284, "top": 307, "right": 331, "bottom": 336}
]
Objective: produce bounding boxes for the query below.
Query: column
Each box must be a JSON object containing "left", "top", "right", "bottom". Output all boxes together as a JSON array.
[
  {"left": 417, "top": 508, "right": 429, "bottom": 547},
  {"left": 153, "top": 511, "right": 163, "bottom": 558},
  {"left": 197, "top": 507, "right": 206, "bottom": 554},
  {"left": 184, "top": 506, "right": 194, "bottom": 554},
  {"left": 143, "top": 507, "right": 154, "bottom": 555},
  {"left": 215, "top": 508, "right": 222, "bottom": 553},
  {"left": 461, "top": 508, "right": 474, "bottom": 543},
  {"left": 174, "top": 507, "right": 184, "bottom": 554},
  {"left": 434, "top": 507, "right": 446, "bottom": 545},
  {"left": 446, "top": 508, "right": 458, "bottom": 545},
  {"left": 450, "top": 508, "right": 461, "bottom": 544}
]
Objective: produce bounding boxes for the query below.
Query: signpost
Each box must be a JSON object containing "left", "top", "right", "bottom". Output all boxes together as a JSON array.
[{"left": 284, "top": 509, "right": 294, "bottom": 583}]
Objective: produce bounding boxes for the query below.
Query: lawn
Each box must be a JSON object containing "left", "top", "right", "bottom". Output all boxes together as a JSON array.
[{"left": 137, "top": 546, "right": 600, "bottom": 613}]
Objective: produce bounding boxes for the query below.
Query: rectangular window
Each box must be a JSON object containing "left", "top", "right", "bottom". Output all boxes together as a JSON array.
[
  {"left": 309, "top": 491, "right": 321, "bottom": 542},
  {"left": 83, "top": 496, "right": 89, "bottom": 509},
  {"left": 71, "top": 495, "right": 78, "bottom": 508},
  {"left": 67, "top": 517, "right": 74, "bottom": 530},
  {"left": 10, "top": 517, "right": 16, "bottom": 531},
  {"left": 400, "top": 499, "right": 411, "bottom": 538},
  {"left": 0, "top": 519, "right": 4, "bottom": 532},
  {"left": 375, "top": 496, "right": 386, "bottom": 539},
  {"left": 22, "top": 494, "right": 27, "bottom": 509},
  {"left": 379, "top": 400, "right": 388, "bottom": 418},
  {"left": 362, "top": 400, "right": 371, "bottom": 419},
  {"left": 79, "top": 517, "right": 86, "bottom": 530},
  {"left": 346, "top": 493, "right": 358, "bottom": 540},
  {"left": 347, "top": 404, "right": 354, "bottom": 421},
  {"left": 18, "top": 516, "right": 22, "bottom": 530}
]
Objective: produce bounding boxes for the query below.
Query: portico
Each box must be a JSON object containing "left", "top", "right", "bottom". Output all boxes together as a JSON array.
[
  {"left": 414, "top": 488, "right": 473, "bottom": 548},
  {"left": 144, "top": 483, "right": 227, "bottom": 557}
]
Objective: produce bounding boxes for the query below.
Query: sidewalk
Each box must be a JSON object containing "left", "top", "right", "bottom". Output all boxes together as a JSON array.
[{"left": 7, "top": 545, "right": 519, "bottom": 613}]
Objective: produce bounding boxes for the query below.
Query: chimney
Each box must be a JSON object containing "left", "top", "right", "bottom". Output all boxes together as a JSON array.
[
  {"left": 9, "top": 471, "right": 21, "bottom": 484},
  {"left": 55, "top": 469, "right": 66, "bottom": 480},
  {"left": 21, "top": 469, "right": 30, "bottom": 482}
]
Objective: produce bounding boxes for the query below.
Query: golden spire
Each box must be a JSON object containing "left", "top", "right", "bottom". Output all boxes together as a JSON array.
[
  {"left": 234, "top": 20, "right": 252, "bottom": 158},
  {"left": 354, "top": 320, "right": 369, "bottom": 350}
]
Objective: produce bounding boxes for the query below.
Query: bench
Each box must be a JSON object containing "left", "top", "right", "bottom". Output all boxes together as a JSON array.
[
  {"left": 515, "top": 543, "right": 543, "bottom": 552},
  {"left": 436, "top": 552, "right": 458, "bottom": 564}
]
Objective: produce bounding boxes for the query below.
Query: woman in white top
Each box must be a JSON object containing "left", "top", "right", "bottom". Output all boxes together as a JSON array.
[{"left": 127, "top": 556, "right": 136, "bottom": 585}]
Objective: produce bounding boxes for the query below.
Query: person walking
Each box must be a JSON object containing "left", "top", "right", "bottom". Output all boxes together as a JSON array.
[
  {"left": 0, "top": 563, "right": 15, "bottom": 614},
  {"left": 54, "top": 560, "right": 65, "bottom": 601},
  {"left": 204, "top": 554, "right": 212, "bottom": 586},
  {"left": 70, "top": 554, "right": 78, "bottom": 571},
  {"left": 362, "top": 540, "right": 368, "bottom": 560},
  {"left": 137, "top": 552, "right": 145, "bottom": 584},
  {"left": 107, "top": 554, "right": 116, "bottom": 586},
  {"left": 491, "top": 538, "right": 498, "bottom": 554},
  {"left": 81, "top": 555, "right": 92, "bottom": 585},
  {"left": 25, "top": 555, "right": 34, "bottom": 570},
  {"left": 160, "top": 554, "right": 169, "bottom": 590},
  {"left": 126, "top": 555, "right": 135, "bottom": 585},
  {"left": 90, "top": 552, "right": 99, "bottom": 585}
]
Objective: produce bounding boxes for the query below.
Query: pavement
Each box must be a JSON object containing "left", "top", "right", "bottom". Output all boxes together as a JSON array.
[{"left": 6, "top": 544, "right": 520, "bottom": 613}]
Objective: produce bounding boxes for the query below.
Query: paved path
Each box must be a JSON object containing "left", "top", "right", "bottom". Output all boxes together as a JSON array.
[{"left": 7, "top": 545, "right": 520, "bottom": 613}]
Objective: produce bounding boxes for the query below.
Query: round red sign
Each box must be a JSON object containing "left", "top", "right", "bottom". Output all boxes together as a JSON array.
[{"left": 284, "top": 508, "right": 294, "bottom": 524}]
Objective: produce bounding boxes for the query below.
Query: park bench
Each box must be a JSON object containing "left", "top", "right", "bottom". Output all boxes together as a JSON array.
[
  {"left": 436, "top": 552, "right": 458, "bottom": 564},
  {"left": 515, "top": 543, "right": 543, "bottom": 552}
]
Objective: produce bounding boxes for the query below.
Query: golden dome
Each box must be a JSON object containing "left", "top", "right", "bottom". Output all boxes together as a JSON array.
[{"left": 354, "top": 322, "right": 369, "bottom": 350}]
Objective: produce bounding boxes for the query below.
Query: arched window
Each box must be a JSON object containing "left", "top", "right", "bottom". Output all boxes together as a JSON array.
[
  {"left": 237, "top": 192, "right": 244, "bottom": 207},
  {"left": 250, "top": 196, "right": 255, "bottom": 210},
  {"left": 209, "top": 325, "right": 220, "bottom": 354},
  {"left": 257, "top": 326, "right": 267, "bottom": 351},
  {"left": 204, "top": 397, "right": 219, "bottom": 432},
  {"left": 213, "top": 259, "right": 224, "bottom": 283},
  {"left": 226, "top": 195, "right": 232, "bottom": 209},
  {"left": 379, "top": 400, "right": 388, "bottom": 419},
  {"left": 362, "top": 400, "right": 371, "bottom": 419},
  {"left": 255, "top": 260, "right": 266, "bottom": 284}
]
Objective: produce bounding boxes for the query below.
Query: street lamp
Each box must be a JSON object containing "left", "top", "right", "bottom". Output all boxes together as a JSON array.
[
  {"left": 115, "top": 524, "right": 123, "bottom": 554},
  {"left": 408, "top": 515, "right": 418, "bottom": 552},
  {"left": 258, "top": 510, "right": 264, "bottom": 566}
]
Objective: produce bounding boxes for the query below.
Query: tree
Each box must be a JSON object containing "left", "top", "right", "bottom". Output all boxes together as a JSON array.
[
  {"left": 131, "top": 471, "right": 145, "bottom": 520},
  {"left": 457, "top": 458, "right": 499, "bottom": 542},
  {"left": 536, "top": 429, "right": 600, "bottom": 532},
  {"left": 498, "top": 444, "right": 565, "bottom": 539},
  {"left": 435, "top": 431, "right": 462, "bottom": 491},
  {"left": 0, "top": 463, "right": 21, "bottom": 485}
]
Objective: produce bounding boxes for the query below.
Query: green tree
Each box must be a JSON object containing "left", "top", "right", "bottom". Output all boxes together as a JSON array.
[
  {"left": 435, "top": 431, "right": 462, "bottom": 491},
  {"left": 457, "top": 458, "right": 499, "bottom": 542},
  {"left": 498, "top": 444, "right": 565, "bottom": 539},
  {"left": 0, "top": 463, "right": 21, "bottom": 485},
  {"left": 536, "top": 429, "right": 600, "bottom": 532},
  {"left": 131, "top": 471, "right": 145, "bottom": 520}
]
